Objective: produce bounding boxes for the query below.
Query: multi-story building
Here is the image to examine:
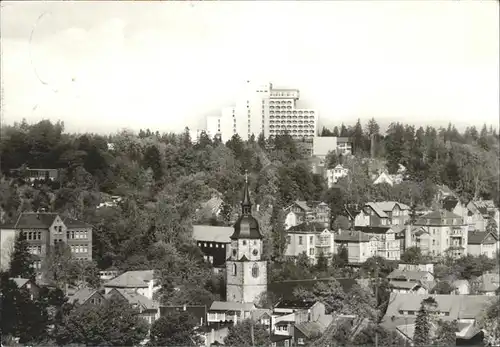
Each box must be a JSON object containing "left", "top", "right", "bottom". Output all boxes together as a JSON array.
[
  {"left": 284, "top": 223, "right": 334, "bottom": 263},
  {"left": 207, "top": 81, "right": 318, "bottom": 142},
  {"left": 192, "top": 225, "right": 232, "bottom": 272},
  {"left": 334, "top": 229, "right": 377, "bottom": 264},
  {"left": 406, "top": 210, "right": 469, "bottom": 258},
  {"left": 0, "top": 212, "right": 93, "bottom": 272},
  {"left": 284, "top": 201, "right": 331, "bottom": 230},
  {"left": 326, "top": 164, "right": 349, "bottom": 188},
  {"left": 353, "top": 226, "right": 401, "bottom": 261},
  {"left": 354, "top": 202, "right": 411, "bottom": 227},
  {"left": 311, "top": 136, "right": 353, "bottom": 159}
]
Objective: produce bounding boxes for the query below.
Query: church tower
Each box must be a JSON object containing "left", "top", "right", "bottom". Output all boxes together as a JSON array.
[{"left": 226, "top": 172, "right": 267, "bottom": 304}]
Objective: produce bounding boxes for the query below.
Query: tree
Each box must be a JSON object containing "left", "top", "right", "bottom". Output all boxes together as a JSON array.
[
  {"left": 41, "top": 243, "right": 74, "bottom": 289},
  {"left": 432, "top": 320, "right": 458, "bottom": 347},
  {"left": 486, "top": 217, "right": 498, "bottom": 234},
  {"left": 400, "top": 246, "right": 424, "bottom": 264},
  {"left": 9, "top": 232, "right": 35, "bottom": 279},
  {"left": 478, "top": 297, "right": 500, "bottom": 346},
  {"left": 224, "top": 319, "right": 270, "bottom": 347},
  {"left": 149, "top": 311, "right": 202, "bottom": 346},
  {"left": 413, "top": 297, "right": 437, "bottom": 346},
  {"left": 54, "top": 296, "right": 149, "bottom": 346}
]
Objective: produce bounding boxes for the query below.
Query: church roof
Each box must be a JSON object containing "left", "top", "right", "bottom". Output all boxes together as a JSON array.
[{"left": 230, "top": 172, "right": 262, "bottom": 240}]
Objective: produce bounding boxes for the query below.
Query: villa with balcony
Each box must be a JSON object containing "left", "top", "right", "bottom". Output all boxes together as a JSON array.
[{"left": 284, "top": 222, "right": 334, "bottom": 264}]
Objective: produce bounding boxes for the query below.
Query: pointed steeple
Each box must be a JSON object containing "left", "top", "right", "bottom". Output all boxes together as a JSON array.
[{"left": 241, "top": 170, "right": 252, "bottom": 215}]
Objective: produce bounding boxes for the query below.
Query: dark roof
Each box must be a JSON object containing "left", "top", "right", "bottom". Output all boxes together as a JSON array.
[
  {"left": 354, "top": 226, "right": 392, "bottom": 234},
  {"left": 230, "top": 177, "right": 262, "bottom": 240},
  {"left": 415, "top": 210, "right": 463, "bottom": 226},
  {"left": 268, "top": 278, "right": 358, "bottom": 301},
  {"left": 12, "top": 212, "right": 58, "bottom": 229},
  {"left": 288, "top": 222, "right": 329, "bottom": 232},
  {"left": 468, "top": 231, "right": 499, "bottom": 245},
  {"left": 270, "top": 335, "right": 293, "bottom": 342}
]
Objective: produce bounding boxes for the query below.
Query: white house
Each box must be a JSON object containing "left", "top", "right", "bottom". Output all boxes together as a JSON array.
[{"left": 326, "top": 164, "right": 349, "bottom": 188}]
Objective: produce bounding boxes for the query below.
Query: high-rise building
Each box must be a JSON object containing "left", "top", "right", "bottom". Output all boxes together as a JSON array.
[{"left": 207, "top": 81, "right": 318, "bottom": 142}]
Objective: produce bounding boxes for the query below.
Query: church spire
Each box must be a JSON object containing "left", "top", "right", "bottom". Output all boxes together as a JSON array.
[{"left": 241, "top": 170, "right": 252, "bottom": 215}]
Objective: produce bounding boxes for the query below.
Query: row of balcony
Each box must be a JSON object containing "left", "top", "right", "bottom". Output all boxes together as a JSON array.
[
  {"left": 270, "top": 125, "right": 315, "bottom": 130},
  {"left": 270, "top": 120, "right": 315, "bottom": 124},
  {"left": 270, "top": 110, "right": 315, "bottom": 115},
  {"left": 270, "top": 130, "right": 315, "bottom": 135}
]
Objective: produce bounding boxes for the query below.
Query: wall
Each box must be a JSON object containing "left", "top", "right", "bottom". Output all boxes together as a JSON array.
[{"left": 0, "top": 229, "right": 17, "bottom": 271}]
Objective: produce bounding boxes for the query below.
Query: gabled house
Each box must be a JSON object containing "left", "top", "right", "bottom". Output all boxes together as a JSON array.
[
  {"left": 387, "top": 268, "right": 435, "bottom": 294},
  {"left": 284, "top": 201, "right": 330, "bottom": 230},
  {"left": 372, "top": 164, "right": 406, "bottom": 186},
  {"left": 472, "top": 273, "right": 499, "bottom": 296},
  {"left": 104, "top": 270, "right": 159, "bottom": 300},
  {"left": 107, "top": 288, "right": 160, "bottom": 325},
  {"left": 334, "top": 229, "right": 377, "bottom": 264},
  {"left": 467, "top": 200, "right": 500, "bottom": 232},
  {"left": 354, "top": 226, "right": 401, "bottom": 260},
  {"left": 207, "top": 301, "right": 255, "bottom": 326},
  {"left": 68, "top": 287, "right": 107, "bottom": 307},
  {"left": 467, "top": 230, "right": 499, "bottom": 259},
  {"left": 284, "top": 222, "right": 334, "bottom": 263},
  {"left": 293, "top": 315, "right": 333, "bottom": 346},
  {"left": 354, "top": 201, "right": 410, "bottom": 227},
  {"left": 10, "top": 277, "right": 40, "bottom": 300}
]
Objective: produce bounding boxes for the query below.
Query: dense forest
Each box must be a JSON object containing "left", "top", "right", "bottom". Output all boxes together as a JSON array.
[{"left": 0, "top": 117, "right": 499, "bottom": 346}]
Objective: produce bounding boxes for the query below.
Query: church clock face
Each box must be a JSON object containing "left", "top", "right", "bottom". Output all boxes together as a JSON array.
[{"left": 252, "top": 249, "right": 258, "bottom": 256}]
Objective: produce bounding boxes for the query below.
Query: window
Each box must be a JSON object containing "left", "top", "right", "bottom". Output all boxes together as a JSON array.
[
  {"left": 299, "top": 236, "right": 303, "bottom": 245},
  {"left": 286, "top": 236, "right": 291, "bottom": 244},
  {"left": 309, "top": 248, "right": 315, "bottom": 256},
  {"left": 298, "top": 338, "right": 305, "bottom": 345},
  {"left": 309, "top": 236, "right": 313, "bottom": 243},
  {"left": 252, "top": 263, "right": 259, "bottom": 278},
  {"left": 242, "top": 240, "right": 247, "bottom": 246},
  {"left": 232, "top": 263, "right": 237, "bottom": 276}
]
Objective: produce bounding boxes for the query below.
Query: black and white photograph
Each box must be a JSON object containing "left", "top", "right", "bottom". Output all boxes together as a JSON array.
[{"left": 0, "top": 1, "right": 499, "bottom": 346}]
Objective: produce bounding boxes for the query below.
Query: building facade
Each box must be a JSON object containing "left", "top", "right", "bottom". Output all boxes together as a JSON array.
[
  {"left": 0, "top": 213, "right": 93, "bottom": 272},
  {"left": 326, "top": 165, "right": 349, "bottom": 188},
  {"left": 407, "top": 210, "right": 469, "bottom": 258},
  {"left": 226, "top": 175, "right": 267, "bottom": 304},
  {"left": 354, "top": 226, "right": 401, "bottom": 261},
  {"left": 207, "top": 81, "right": 318, "bottom": 142},
  {"left": 284, "top": 223, "right": 335, "bottom": 263},
  {"left": 284, "top": 201, "right": 330, "bottom": 230},
  {"left": 354, "top": 202, "right": 410, "bottom": 227}
]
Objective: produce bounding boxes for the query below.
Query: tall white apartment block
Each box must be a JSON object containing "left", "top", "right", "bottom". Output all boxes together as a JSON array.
[{"left": 207, "top": 81, "right": 318, "bottom": 142}]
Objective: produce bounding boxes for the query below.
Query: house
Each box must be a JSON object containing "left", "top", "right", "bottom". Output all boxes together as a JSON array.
[
  {"left": 67, "top": 287, "right": 107, "bottom": 307},
  {"left": 372, "top": 164, "right": 406, "bottom": 186},
  {"left": 382, "top": 293, "right": 496, "bottom": 343},
  {"left": 284, "top": 223, "right": 334, "bottom": 263},
  {"left": 387, "top": 267, "right": 435, "bottom": 294},
  {"left": 409, "top": 210, "right": 469, "bottom": 258},
  {"left": 326, "top": 164, "right": 349, "bottom": 188},
  {"left": 467, "top": 230, "right": 499, "bottom": 258},
  {"left": 441, "top": 196, "right": 470, "bottom": 227},
  {"left": 467, "top": 200, "right": 500, "bottom": 232},
  {"left": 283, "top": 201, "right": 331, "bottom": 230},
  {"left": 107, "top": 288, "right": 160, "bottom": 325},
  {"left": 192, "top": 225, "right": 232, "bottom": 271},
  {"left": 354, "top": 201, "right": 410, "bottom": 227},
  {"left": 293, "top": 315, "right": 333, "bottom": 346},
  {"left": 354, "top": 226, "right": 401, "bottom": 260},
  {"left": 435, "top": 185, "right": 458, "bottom": 202},
  {"left": 104, "top": 270, "right": 160, "bottom": 300},
  {"left": 10, "top": 277, "right": 40, "bottom": 300},
  {"left": 207, "top": 301, "right": 255, "bottom": 326},
  {"left": 334, "top": 229, "right": 377, "bottom": 264},
  {"left": 251, "top": 308, "right": 272, "bottom": 330},
  {"left": 0, "top": 212, "right": 93, "bottom": 273},
  {"left": 9, "top": 167, "right": 59, "bottom": 182},
  {"left": 309, "top": 315, "right": 370, "bottom": 347}
]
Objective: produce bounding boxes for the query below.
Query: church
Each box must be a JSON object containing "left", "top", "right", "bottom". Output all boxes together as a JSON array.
[{"left": 207, "top": 173, "right": 268, "bottom": 325}]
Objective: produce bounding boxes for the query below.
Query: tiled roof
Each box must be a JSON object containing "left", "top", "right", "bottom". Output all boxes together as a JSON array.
[
  {"left": 468, "top": 231, "right": 498, "bottom": 245},
  {"left": 275, "top": 300, "right": 317, "bottom": 310},
  {"left": 251, "top": 308, "right": 272, "bottom": 321},
  {"left": 442, "top": 197, "right": 460, "bottom": 212},
  {"left": 192, "top": 225, "right": 233, "bottom": 243},
  {"left": 365, "top": 203, "right": 388, "bottom": 218},
  {"left": 295, "top": 201, "right": 312, "bottom": 212},
  {"left": 375, "top": 201, "right": 410, "bottom": 212},
  {"left": 335, "top": 230, "right": 372, "bottom": 242},
  {"left": 382, "top": 293, "right": 495, "bottom": 330},
  {"left": 415, "top": 210, "right": 463, "bottom": 226},
  {"left": 104, "top": 270, "right": 154, "bottom": 288},
  {"left": 110, "top": 288, "right": 158, "bottom": 310},
  {"left": 287, "top": 222, "right": 329, "bottom": 233},
  {"left": 12, "top": 212, "right": 58, "bottom": 229},
  {"left": 295, "top": 321, "right": 327, "bottom": 338},
  {"left": 209, "top": 301, "right": 255, "bottom": 312},
  {"left": 354, "top": 226, "right": 393, "bottom": 234},
  {"left": 68, "top": 287, "right": 101, "bottom": 305}
]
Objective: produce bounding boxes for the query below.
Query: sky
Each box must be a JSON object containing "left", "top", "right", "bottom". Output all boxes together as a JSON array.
[{"left": 1, "top": 1, "right": 499, "bottom": 134}]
